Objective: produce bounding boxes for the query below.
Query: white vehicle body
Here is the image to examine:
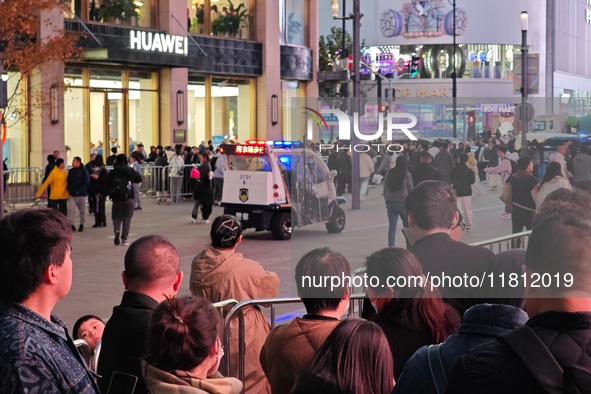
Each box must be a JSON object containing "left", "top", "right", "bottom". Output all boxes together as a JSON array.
[{"left": 220, "top": 143, "right": 345, "bottom": 240}]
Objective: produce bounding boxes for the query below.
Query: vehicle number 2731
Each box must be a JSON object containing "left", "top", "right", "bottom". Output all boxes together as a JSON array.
[{"left": 239, "top": 174, "right": 251, "bottom": 180}]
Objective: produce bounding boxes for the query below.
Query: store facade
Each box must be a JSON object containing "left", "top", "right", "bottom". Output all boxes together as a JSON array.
[
  {"left": 318, "top": 0, "right": 591, "bottom": 140},
  {"left": 4, "top": 0, "right": 318, "bottom": 169}
]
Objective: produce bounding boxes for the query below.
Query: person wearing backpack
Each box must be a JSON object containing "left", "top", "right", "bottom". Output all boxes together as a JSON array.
[
  {"left": 107, "top": 154, "right": 142, "bottom": 246},
  {"left": 446, "top": 211, "right": 591, "bottom": 394}
]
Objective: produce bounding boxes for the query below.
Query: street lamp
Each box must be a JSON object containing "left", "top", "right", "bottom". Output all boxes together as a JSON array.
[
  {"left": 332, "top": 0, "right": 350, "bottom": 100},
  {"left": 449, "top": 0, "right": 457, "bottom": 139},
  {"left": 521, "top": 11, "right": 528, "bottom": 156}
]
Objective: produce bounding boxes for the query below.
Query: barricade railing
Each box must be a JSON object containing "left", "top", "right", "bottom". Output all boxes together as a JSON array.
[
  {"left": 136, "top": 164, "right": 196, "bottom": 202},
  {"left": 469, "top": 230, "right": 532, "bottom": 253},
  {"left": 220, "top": 294, "right": 367, "bottom": 391},
  {"left": 350, "top": 230, "right": 533, "bottom": 294},
  {"left": 5, "top": 167, "right": 44, "bottom": 207}
]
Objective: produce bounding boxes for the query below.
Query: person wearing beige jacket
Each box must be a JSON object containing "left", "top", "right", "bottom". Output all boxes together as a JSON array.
[
  {"left": 360, "top": 152, "right": 376, "bottom": 200},
  {"left": 465, "top": 145, "right": 483, "bottom": 196},
  {"left": 191, "top": 215, "right": 280, "bottom": 394}
]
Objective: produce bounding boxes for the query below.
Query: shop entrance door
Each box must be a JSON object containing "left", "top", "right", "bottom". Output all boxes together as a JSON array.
[{"left": 90, "top": 89, "right": 125, "bottom": 158}]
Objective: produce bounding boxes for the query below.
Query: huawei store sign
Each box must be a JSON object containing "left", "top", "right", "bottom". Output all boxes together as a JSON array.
[{"left": 129, "top": 30, "right": 188, "bottom": 55}]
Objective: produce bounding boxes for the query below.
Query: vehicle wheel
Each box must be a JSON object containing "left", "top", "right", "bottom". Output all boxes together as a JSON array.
[
  {"left": 326, "top": 207, "right": 346, "bottom": 233},
  {"left": 271, "top": 212, "right": 291, "bottom": 240}
]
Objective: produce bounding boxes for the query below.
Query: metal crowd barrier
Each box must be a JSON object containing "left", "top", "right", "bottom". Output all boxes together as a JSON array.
[
  {"left": 349, "top": 230, "right": 533, "bottom": 294},
  {"left": 220, "top": 295, "right": 366, "bottom": 392},
  {"left": 470, "top": 230, "right": 532, "bottom": 253},
  {"left": 137, "top": 164, "right": 196, "bottom": 201},
  {"left": 3, "top": 163, "right": 200, "bottom": 208},
  {"left": 4, "top": 167, "right": 44, "bottom": 207}
]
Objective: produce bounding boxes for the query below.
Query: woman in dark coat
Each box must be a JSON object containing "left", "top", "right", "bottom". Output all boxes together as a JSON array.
[
  {"left": 198, "top": 152, "right": 214, "bottom": 222},
  {"left": 90, "top": 155, "right": 108, "bottom": 227},
  {"left": 365, "top": 247, "right": 460, "bottom": 380},
  {"left": 154, "top": 147, "right": 170, "bottom": 204}
]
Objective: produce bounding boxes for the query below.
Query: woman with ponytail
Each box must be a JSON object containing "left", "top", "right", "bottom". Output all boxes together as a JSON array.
[
  {"left": 365, "top": 247, "right": 460, "bottom": 379},
  {"left": 142, "top": 296, "right": 242, "bottom": 393}
]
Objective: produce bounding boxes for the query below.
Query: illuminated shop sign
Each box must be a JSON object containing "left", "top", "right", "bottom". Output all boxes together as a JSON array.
[{"left": 129, "top": 30, "right": 188, "bottom": 55}]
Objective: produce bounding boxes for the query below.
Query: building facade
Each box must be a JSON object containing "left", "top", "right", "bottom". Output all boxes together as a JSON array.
[
  {"left": 4, "top": 0, "right": 319, "bottom": 169},
  {"left": 318, "top": 0, "right": 591, "bottom": 140}
]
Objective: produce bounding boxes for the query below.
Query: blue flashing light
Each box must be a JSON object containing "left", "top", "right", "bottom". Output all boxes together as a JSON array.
[
  {"left": 274, "top": 141, "right": 284, "bottom": 146},
  {"left": 283, "top": 141, "right": 292, "bottom": 146},
  {"left": 579, "top": 133, "right": 589, "bottom": 142},
  {"left": 279, "top": 155, "right": 292, "bottom": 170}
]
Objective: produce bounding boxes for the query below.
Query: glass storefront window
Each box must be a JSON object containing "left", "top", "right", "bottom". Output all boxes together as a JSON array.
[
  {"left": 64, "top": 68, "right": 85, "bottom": 164},
  {"left": 187, "top": 76, "right": 206, "bottom": 147},
  {"left": 2, "top": 72, "right": 26, "bottom": 169},
  {"left": 66, "top": 0, "right": 155, "bottom": 28},
  {"left": 64, "top": 67, "right": 158, "bottom": 163},
  {"left": 188, "top": 0, "right": 252, "bottom": 40},
  {"left": 129, "top": 71, "right": 157, "bottom": 152},
  {"left": 282, "top": 80, "right": 306, "bottom": 141},
  {"left": 211, "top": 77, "right": 252, "bottom": 142},
  {"left": 280, "top": 0, "right": 306, "bottom": 46}
]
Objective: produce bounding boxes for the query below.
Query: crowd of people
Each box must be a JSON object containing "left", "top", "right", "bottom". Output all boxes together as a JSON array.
[
  {"left": 32, "top": 140, "right": 227, "bottom": 246},
  {"left": 321, "top": 131, "right": 589, "bottom": 247},
  {"left": 2, "top": 171, "right": 591, "bottom": 393},
  {"left": 2, "top": 131, "right": 591, "bottom": 393}
]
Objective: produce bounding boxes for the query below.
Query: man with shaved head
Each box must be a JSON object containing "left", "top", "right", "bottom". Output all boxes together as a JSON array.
[{"left": 97, "top": 235, "right": 183, "bottom": 394}]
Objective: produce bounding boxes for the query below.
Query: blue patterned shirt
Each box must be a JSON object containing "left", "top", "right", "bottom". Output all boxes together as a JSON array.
[{"left": 0, "top": 300, "right": 99, "bottom": 393}]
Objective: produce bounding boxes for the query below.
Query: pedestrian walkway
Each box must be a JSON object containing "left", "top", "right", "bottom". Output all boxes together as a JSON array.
[{"left": 36, "top": 179, "right": 513, "bottom": 329}]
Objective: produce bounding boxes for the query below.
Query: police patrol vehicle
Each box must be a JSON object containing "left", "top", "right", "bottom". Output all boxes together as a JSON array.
[{"left": 220, "top": 140, "right": 346, "bottom": 240}]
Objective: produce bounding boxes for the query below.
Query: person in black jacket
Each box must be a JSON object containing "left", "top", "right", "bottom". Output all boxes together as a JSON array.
[
  {"left": 42, "top": 154, "right": 56, "bottom": 205},
  {"left": 451, "top": 153, "right": 475, "bottom": 231},
  {"left": 107, "top": 154, "right": 142, "bottom": 246},
  {"left": 89, "top": 155, "right": 108, "bottom": 228},
  {"left": 67, "top": 157, "right": 90, "bottom": 232},
  {"left": 154, "top": 147, "right": 170, "bottom": 204},
  {"left": 446, "top": 213, "right": 591, "bottom": 394},
  {"left": 106, "top": 147, "right": 118, "bottom": 166},
  {"left": 336, "top": 149, "right": 352, "bottom": 196},
  {"left": 405, "top": 181, "right": 495, "bottom": 316},
  {"left": 198, "top": 152, "right": 214, "bottom": 223},
  {"left": 97, "top": 235, "right": 183, "bottom": 394},
  {"left": 412, "top": 151, "right": 440, "bottom": 186},
  {"left": 510, "top": 156, "right": 538, "bottom": 247}
]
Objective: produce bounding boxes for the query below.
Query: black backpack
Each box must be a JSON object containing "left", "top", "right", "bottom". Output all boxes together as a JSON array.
[
  {"left": 504, "top": 157, "right": 518, "bottom": 175},
  {"left": 110, "top": 171, "right": 132, "bottom": 202}
]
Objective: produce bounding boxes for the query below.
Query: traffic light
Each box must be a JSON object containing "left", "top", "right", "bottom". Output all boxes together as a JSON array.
[{"left": 410, "top": 55, "right": 420, "bottom": 78}]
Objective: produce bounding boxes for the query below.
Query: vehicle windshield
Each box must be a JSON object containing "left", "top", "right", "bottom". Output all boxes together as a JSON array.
[{"left": 226, "top": 154, "right": 272, "bottom": 172}]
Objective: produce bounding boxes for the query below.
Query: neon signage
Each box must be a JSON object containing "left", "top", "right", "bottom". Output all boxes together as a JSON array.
[{"left": 129, "top": 30, "right": 188, "bottom": 55}]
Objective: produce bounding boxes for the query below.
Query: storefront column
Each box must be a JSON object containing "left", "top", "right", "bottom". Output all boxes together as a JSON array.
[
  {"left": 256, "top": 0, "right": 281, "bottom": 141},
  {"left": 306, "top": 0, "right": 319, "bottom": 99},
  {"left": 159, "top": 0, "right": 189, "bottom": 146},
  {"left": 30, "top": 8, "right": 65, "bottom": 169}
]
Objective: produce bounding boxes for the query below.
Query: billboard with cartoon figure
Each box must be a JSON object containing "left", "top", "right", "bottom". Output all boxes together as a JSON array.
[{"left": 380, "top": 0, "right": 468, "bottom": 38}]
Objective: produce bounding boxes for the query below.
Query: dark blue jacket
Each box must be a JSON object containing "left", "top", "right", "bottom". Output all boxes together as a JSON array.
[
  {"left": 97, "top": 291, "right": 158, "bottom": 394},
  {"left": 67, "top": 165, "right": 90, "bottom": 197},
  {"left": 393, "top": 304, "right": 528, "bottom": 394},
  {"left": 0, "top": 300, "right": 99, "bottom": 393}
]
